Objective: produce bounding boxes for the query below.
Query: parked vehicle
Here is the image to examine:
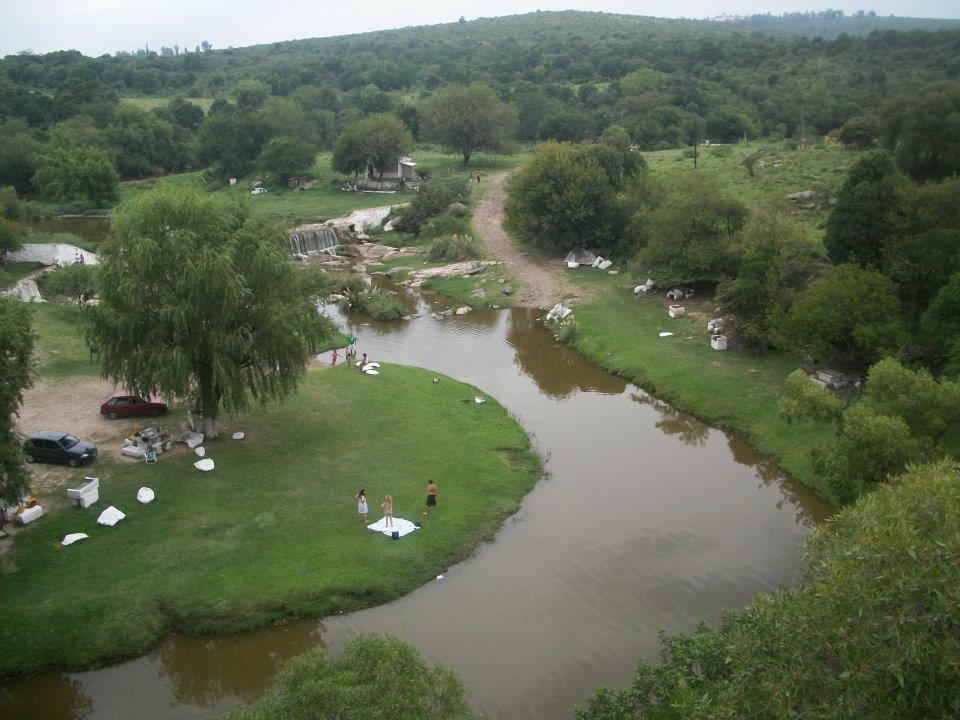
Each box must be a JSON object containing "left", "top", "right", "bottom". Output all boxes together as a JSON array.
[
  {"left": 23, "top": 431, "right": 97, "bottom": 468},
  {"left": 251, "top": 187, "right": 267, "bottom": 195},
  {"left": 100, "top": 392, "right": 168, "bottom": 419}
]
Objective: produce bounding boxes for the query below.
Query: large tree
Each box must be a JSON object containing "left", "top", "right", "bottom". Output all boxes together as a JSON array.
[
  {"left": 0, "top": 298, "right": 34, "bottom": 504},
  {"left": 824, "top": 150, "right": 906, "bottom": 267},
  {"left": 225, "top": 635, "right": 472, "bottom": 720},
  {"left": 0, "top": 119, "right": 42, "bottom": 194},
  {"left": 32, "top": 145, "right": 119, "bottom": 203},
  {"left": 717, "top": 210, "right": 823, "bottom": 351},
  {"left": 105, "top": 105, "right": 184, "bottom": 178},
  {"left": 332, "top": 114, "right": 412, "bottom": 181},
  {"left": 258, "top": 136, "right": 316, "bottom": 183},
  {"left": 198, "top": 111, "right": 273, "bottom": 178},
  {"left": 504, "top": 140, "right": 616, "bottom": 253},
  {"left": 881, "top": 81, "right": 960, "bottom": 181},
  {"left": 780, "top": 263, "right": 906, "bottom": 370},
  {"left": 635, "top": 173, "right": 747, "bottom": 286},
  {"left": 88, "top": 188, "right": 335, "bottom": 437},
  {"left": 422, "top": 83, "right": 516, "bottom": 165}
]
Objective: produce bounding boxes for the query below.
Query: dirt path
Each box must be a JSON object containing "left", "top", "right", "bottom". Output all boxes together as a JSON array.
[{"left": 473, "top": 172, "right": 563, "bottom": 310}]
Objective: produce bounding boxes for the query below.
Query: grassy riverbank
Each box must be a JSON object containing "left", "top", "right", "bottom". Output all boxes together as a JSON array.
[
  {"left": 0, "top": 363, "right": 540, "bottom": 677},
  {"left": 565, "top": 271, "right": 837, "bottom": 502}
]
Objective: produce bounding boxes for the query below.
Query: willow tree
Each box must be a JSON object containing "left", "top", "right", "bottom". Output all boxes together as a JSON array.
[
  {"left": 0, "top": 298, "right": 34, "bottom": 503},
  {"left": 88, "top": 188, "right": 335, "bottom": 437}
]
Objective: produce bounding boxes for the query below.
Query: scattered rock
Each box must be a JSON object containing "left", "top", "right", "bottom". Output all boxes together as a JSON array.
[
  {"left": 546, "top": 303, "right": 573, "bottom": 322},
  {"left": 470, "top": 289, "right": 486, "bottom": 299},
  {"left": 408, "top": 260, "right": 499, "bottom": 283},
  {"left": 608, "top": 270, "right": 619, "bottom": 275},
  {"left": 384, "top": 266, "right": 409, "bottom": 278},
  {"left": 785, "top": 190, "right": 817, "bottom": 201},
  {"left": 455, "top": 306, "right": 471, "bottom": 315},
  {"left": 598, "top": 259, "right": 613, "bottom": 270},
  {"left": 501, "top": 287, "right": 514, "bottom": 295}
]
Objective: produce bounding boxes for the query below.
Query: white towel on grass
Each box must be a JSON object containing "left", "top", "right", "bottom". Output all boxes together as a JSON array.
[{"left": 367, "top": 517, "right": 418, "bottom": 538}]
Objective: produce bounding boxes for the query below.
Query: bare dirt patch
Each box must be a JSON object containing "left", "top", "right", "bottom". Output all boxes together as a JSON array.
[{"left": 472, "top": 172, "right": 566, "bottom": 310}]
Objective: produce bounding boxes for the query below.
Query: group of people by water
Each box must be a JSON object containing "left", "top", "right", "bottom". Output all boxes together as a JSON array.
[{"left": 356, "top": 482, "right": 438, "bottom": 527}]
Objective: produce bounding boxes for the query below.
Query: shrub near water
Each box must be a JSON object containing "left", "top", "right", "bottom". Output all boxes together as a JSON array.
[
  {"left": 225, "top": 634, "right": 472, "bottom": 720},
  {"left": 341, "top": 287, "right": 406, "bottom": 320},
  {"left": 428, "top": 234, "right": 477, "bottom": 262}
]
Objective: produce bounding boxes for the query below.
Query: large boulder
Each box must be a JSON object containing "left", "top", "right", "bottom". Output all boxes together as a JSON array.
[{"left": 563, "top": 248, "right": 598, "bottom": 266}]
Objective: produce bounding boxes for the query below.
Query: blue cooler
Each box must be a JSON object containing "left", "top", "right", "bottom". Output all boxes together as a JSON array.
[{"left": 391, "top": 530, "right": 400, "bottom": 539}]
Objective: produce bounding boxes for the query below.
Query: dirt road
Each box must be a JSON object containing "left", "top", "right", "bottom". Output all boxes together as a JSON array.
[{"left": 472, "top": 172, "right": 563, "bottom": 310}]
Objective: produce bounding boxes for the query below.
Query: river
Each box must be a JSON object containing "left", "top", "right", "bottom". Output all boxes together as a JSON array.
[{"left": 2, "top": 282, "right": 831, "bottom": 720}]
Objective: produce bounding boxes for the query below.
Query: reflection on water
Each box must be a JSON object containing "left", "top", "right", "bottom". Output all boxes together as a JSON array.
[
  {"left": 632, "top": 391, "right": 709, "bottom": 446},
  {"left": 21, "top": 217, "right": 111, "bottom": 246},
  {"left": 509, "top": 309, "right": 627, "bottom": 398},
  {"left": 3, "top": 289, "right": 833, "bottom": 720},
  {"left": 0, "top": 674, "right": 92, "bottom": 720},
  {"left": 156, "top": 623, "right": 324, "bottom": 706}
]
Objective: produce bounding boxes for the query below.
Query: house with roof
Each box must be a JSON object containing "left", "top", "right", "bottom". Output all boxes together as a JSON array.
[{"left": 368, "top": 156, "right": 417, "bottom": 182}]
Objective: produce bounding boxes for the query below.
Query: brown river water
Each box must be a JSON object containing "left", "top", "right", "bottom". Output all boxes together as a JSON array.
[{"left": 2, "top": 283, "right": 831, "bottom": 720}]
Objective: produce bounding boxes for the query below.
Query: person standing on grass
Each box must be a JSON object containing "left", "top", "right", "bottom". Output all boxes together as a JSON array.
[
  {"left": 357, "top": 489, "right": 368, "bottom": 524},
  {"left": 331, "top": 348, "right": 339, "bottom": 365},
  {"left": 426, "top": 481, "right": 438, "bottom": 511},
  {"left": 381, "top": 495, "right": 394, "bottom": 528},
  {"left": 358, "top": 352, "right": 368, "bottom": 370}
]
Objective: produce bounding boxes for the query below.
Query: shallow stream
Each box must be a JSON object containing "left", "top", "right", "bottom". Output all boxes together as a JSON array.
[{"left": 2, "top": 282, "right": 831, "bottom": 720}]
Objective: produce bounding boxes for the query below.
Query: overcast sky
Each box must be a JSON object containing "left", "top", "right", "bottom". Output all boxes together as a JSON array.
[{"left": 2, "top": 1, "right": 958, "bottom": 57}]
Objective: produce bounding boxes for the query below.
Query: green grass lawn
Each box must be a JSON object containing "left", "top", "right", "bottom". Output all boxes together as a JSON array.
[
  {"left": 29, "top": 303, "right": 98, "bottom": 379},
  {"left": 1, "top": 261, "right": 44, "bottom": 286},
  {"left": 644, "top": 141, "right": 868, "bottom": 239},
  {"left": 118, "top": 149, "right": 528, "bottom": 226},
  {"left": 565, "top": 271, "right": 836, "bottom": 502},
  {"left": 0, "top": 363, "right": 540, "bottom": 676}
]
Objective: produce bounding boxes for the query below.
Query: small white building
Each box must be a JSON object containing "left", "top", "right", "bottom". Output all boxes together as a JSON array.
[{"left": 369, "top": 156, "right": 417, "bottom": 181}]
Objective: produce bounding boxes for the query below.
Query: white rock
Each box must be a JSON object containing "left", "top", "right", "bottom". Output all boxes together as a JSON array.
[
  {"left": 598, "top": 259, "right": 613, "bottom": 270},
  {"left": 567, "top": 261, "right": 579, "bottom": 269},
  {"left": 365, "top": 369, "right": 380, "bottom": 375},
  {"left": 232, "top": 432, "right": 245, "bottom": 440},
  {"left": 455, "top": 306, "right": 471, "bottom": 315},
  {"left": 97, "top": 506, "right": 126, "bottom": 526},
  {"left": 474, "top": 396, "right": 485, "bottom": 404},
  {"left": 61, "top": 533, "right": 89, "bottom": 546},
  {"left": 195, "top": 446, "right": 206, "bottom": 457},
  {"left": 659, "top": 331, "right": 674, "bottom": 337},
  {"left": 591, "top": 256, "right": 602, "bottom": 268},
  {"left": 136, "top": 487, "right": 155, "bottom": 504},
  {"left": 194, "top": 458, "right": 215, "bottom": 472}
]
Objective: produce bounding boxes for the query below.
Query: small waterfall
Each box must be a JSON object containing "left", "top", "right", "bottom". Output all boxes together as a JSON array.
[{"left": 289, "top": 226, "right": 339, "bottom": 256}]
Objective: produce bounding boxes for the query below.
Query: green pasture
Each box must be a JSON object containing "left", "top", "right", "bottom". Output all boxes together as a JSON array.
[{"left": 0, "top": 363, "right": 540, "bottom": 676}]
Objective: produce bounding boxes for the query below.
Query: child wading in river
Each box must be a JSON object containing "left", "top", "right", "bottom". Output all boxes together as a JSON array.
[{"left": 381, "top": 495, "right": 394, "bottom": 528}]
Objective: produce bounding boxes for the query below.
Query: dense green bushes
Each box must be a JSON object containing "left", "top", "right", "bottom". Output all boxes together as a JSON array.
[
  {"left": 578, "top": 461, "right": 960, "bottom": 720},
  {"left": 395, "top": 177, "right": 470, "bottom": 235},
  {"left": 225, "top": 635, "right": 472, "bottom": 720}
]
